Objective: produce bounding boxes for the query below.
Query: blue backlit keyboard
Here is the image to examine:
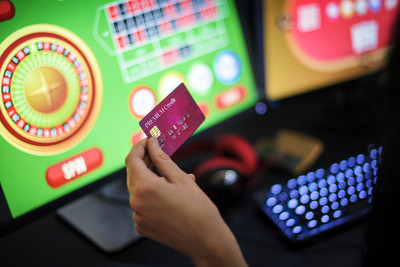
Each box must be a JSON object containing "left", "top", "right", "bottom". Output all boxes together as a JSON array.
[{"left": 255, "top": 147, "right": 381, "bottom": 241}]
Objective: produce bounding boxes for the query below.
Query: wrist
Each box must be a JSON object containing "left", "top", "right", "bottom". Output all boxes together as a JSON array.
[{"left": 189, "top": 219, "right": 247, "bottom": 267}]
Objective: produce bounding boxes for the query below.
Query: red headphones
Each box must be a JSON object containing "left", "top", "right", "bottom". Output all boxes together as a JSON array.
[
  {"left": 172, "top": 133, "right": 259, "bottom": 202},
  {"left": 194, "top": 134, "right": 258, "bottom": 178}
]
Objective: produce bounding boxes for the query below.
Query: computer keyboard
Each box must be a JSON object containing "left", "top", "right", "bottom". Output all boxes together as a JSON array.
[{"left": 254, "top": 146, "right": 381, "bottom": 241}]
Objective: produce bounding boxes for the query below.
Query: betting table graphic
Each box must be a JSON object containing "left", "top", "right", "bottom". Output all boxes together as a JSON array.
[
  {"left": 0, "top": 0, "right": 258, "bottom": 220},
  {"left": 264, "top": 0, "right": 400, "bottom": 100},
  {"left": 94, "top": 0, "right": 230, "bottom": 84}
]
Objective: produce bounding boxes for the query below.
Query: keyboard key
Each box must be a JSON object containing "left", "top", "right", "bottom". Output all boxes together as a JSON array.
[
  {"left": 339, "top": 160, "right": 348, "bottom": 170},
  {"left": 308, "top": 182, "right": 318, "bottom": 192},
  {"left": 328, "top": 193, "right": 337, "bottom": 202},
  {"left": 272, "top": 204, "right": 283, "bottom": 214},
  {"left": 331, "top": 201, "right": 339, "bottom": 210},
  {"left": 321, "top": 205, "right": 329, "bottom": 214},
  {"left": 305, "top": 211, "right": 314, "bottom": 220},
  {"left": 356, "top": 154, "right": 365, "bottom": 164},
  {"left": 307, "top": 171, "right": 316, "bottom": 182},
  {"left": 270, "top": 184, "right": 282, "bottom": 194},
  {"left": 293, "top": 226, "right": 302, "bottom": 234},
  {"left": 279, "top": 211, "right": 290, "bottom": 221},
  {"left": 287, "top": 178, "right": 297, "bottom": 189},
  {"left": 327, "top": 175, "right": 336, "bottom": 185},
  {"left": 329, "top": 184, "right": 338, "bottom": 193},
  {"left": 286, "top": 218, "right": 296, "bottom": 227},
  {"left": 336, "top": 172, "right": 345, "bottom": 181},
  {"left": 300, "top": 194, "right": 310, "bottom": 204},
  {"left": 299, "top": 185, "right": 308, "bottom": 195},
  {"left": 338, "top": 189, "right": 346, "bottom": 198},
  {"left": 330, "top": 163, "right": 339, "bottom": 173},
  {"left": 288, "top": 198, "right": 299, "bottom": 209},
  {"left": 308, "top": 220, "right": 318, "bottom": 228},
  {"left": 289, "top": 189, "right": 299, "bottom": 199},
  {"left": 295, "top": 205, "right": 306, "bottom": 215},
  {"left": 266, "top": 197, "right": 277, "bottom": 207},
  {"left": 321, "top": 215, "right": 330, "bottom": 223},
  {"left": 320, "top": 188, "right": 328, "bottom": 197},
  {"left": 318, "top": 179, "right": 327, "bottom": 188},
  {"left": 310, "top": 200, "right": 318, "bottom": 210},
  {"left": 333, "top": 210, "right": 342, "bottom": 218},
  {"left": 310, "top": 191, "right": 319, "bottom": 200},
  {"left": 340, "top": 198, "right": 349, "bottom": 206},
  {"left": 315, "top": 169, "right": 325, "bottom": 179},
  {"left": 347, "top": 157, "right": 356, "bottom": 167},
  {"left": 297, "top": 175, "right": 307, "bottom": 185}
]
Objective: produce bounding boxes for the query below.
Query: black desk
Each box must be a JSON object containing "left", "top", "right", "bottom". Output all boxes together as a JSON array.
[{"left": 0, "top": 86, "right": 379, "bottom": 267}]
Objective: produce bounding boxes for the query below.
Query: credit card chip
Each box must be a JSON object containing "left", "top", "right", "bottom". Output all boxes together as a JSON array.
[{"left": 150, "top": 126, "right": 161, "bottom": 138}]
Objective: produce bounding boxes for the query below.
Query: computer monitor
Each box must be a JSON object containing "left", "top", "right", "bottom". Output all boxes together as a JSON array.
[
  {"left": 263, "top": 0, "right": 400, "bottom": 100},
  {"left": 0, "top": 0, "right": 259, "bottom": 238}
]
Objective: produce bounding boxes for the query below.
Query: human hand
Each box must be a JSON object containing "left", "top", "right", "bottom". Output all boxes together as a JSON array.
[{"left": 125, "top": 137, "right": 247, "bottom": 267}]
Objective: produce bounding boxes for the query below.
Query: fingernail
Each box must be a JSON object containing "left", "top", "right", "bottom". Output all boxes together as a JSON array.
[{"left": 149, "top": 137, "right": 159, "bottom": 147}]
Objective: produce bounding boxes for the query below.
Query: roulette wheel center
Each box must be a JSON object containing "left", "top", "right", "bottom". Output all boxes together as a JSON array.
[{"left": 24, "top": 66, "right": 68, "bottom": 114}]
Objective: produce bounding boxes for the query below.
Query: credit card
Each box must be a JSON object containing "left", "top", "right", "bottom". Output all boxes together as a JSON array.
[{"left": 139, "top": 83, "right": 205, "bottom": 156}]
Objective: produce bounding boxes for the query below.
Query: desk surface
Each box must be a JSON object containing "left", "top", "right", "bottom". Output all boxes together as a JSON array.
[{"left": 0, "top": 85, "right": 380, "bottom": 267}]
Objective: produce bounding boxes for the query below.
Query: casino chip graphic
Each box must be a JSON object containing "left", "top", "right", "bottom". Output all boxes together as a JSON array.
[{"left": 0, "top": 25, "right": 102, "bottom": 154}]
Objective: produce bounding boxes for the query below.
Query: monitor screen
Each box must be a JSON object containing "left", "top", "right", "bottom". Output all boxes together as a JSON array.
[
  {"left": 0, "top": 0, "right": 258, "bottom": 231},
  {"left": 264, "top": 0, "right": 400, "bottom": 100}
]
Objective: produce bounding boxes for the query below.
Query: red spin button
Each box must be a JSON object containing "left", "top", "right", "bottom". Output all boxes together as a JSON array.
[
  {"left": 0, "top": 1, "right": 15, "bottom": 22},
  {"left": 46, "top": 148, "right": 103, "bottom": 188},
  {"left": 215, "top": 86, "right": 247, "bottom": 109}
]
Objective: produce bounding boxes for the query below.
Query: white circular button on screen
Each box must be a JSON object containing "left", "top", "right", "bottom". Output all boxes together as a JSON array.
[
  {"left": 214, "top": 51, "right": 241, "bottom": 85},
  {"left": 188, "top": 64, "right": 213, "bottom": 95},
  {"left": 130, "top": 87, "right": 156, "bottom": 118}
]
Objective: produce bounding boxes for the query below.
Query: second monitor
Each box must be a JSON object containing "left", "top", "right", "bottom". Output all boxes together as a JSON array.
[{"left": 263, "top": 0, "right": 400, "bottom": 100}]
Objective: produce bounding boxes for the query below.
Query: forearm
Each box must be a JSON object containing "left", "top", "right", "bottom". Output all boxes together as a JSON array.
[{"left": 189, "top": 217, "right": 247, "bottom": 267}]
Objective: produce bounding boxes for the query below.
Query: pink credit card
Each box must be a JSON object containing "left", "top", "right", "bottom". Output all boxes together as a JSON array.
[{"left": 139, "top": 83, "right": 205, "bottom": 156}]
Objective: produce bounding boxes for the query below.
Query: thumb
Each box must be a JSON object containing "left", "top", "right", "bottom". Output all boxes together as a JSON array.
[{"left": 147, "top": 137, "right": 188, "bottom": 183}]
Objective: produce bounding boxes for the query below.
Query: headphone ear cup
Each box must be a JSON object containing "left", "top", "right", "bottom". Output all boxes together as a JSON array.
[
  {"left": 213, "top": 134, "right": 259, "bottom": 178},
  {"left": 194, "top": 158, "right": 244, "bottom": 204},
  {"left": 194, "top": 157, "right": 243, "bottom": 179},
  {"left": 191, "top": 134, "right": 259, "bottom": 204}
]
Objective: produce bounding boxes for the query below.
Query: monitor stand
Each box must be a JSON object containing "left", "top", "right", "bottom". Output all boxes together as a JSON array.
[{"left": 56, "top": 176, "right": 141, "bottom": 253}]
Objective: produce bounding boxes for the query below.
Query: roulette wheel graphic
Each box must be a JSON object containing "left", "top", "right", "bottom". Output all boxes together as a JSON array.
[{"left": 0, "top": 25, "right": 102, "bottom": 155}]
